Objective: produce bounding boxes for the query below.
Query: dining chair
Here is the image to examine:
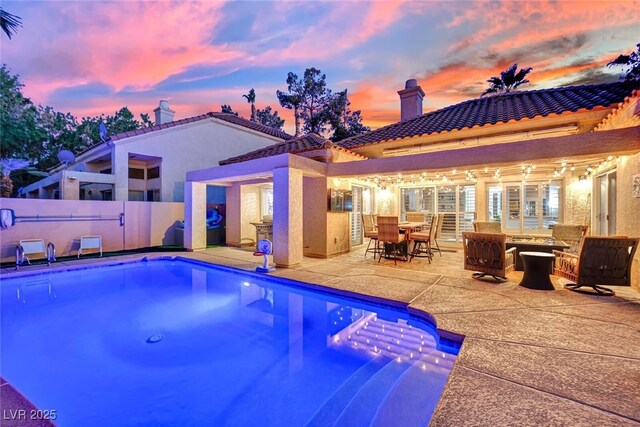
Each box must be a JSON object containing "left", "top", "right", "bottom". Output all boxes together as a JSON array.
[
  {"left": 376, "top": 216, "right": 406, "bottom": 265},
  {"left": 362, "top": 214, "right": 381, "bottom": 258},
  {"left": 409, "top": 214, "right": 437, "bottom": 262}
]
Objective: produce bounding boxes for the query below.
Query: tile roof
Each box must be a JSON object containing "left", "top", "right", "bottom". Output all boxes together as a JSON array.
[
  {"left": 219, "top": 133, "right": 364, "bottom": 165},
  {"left": 336, "top": 81, "right": 640, "bottom": 150}
]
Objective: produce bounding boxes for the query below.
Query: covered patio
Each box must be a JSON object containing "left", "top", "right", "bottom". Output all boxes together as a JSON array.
[{"left": 184, "top": 126, "right": 640, "bottom": 287}]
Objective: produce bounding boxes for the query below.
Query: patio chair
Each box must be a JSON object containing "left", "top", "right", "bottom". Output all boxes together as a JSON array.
[
  {"left": 473, "top": 221, "right": 503, "bottom": 233},
  {"left": 406, "top": 212, "right": 426, "bottom": 223},
  {"left": 78, "top": 235, "right": 103, "bottom": 258},
  {"left": 431, "top": 213, "right": 444, "bottom": 257},
  {"left": 362, "top": 214, "right": 381, "bottom": 258},
  {"left": 462, "top": 232, "right": 516, "bottom": 282},
  {"left": 553, "top": 236, "right": 639, "bottom": 296},
  {"left": 377, "top": 216, "right": 406, "bottom": 265},
  {"left": 409, "top": 214, "right": 437, "bottom": 262},
  {"left": 551, "top": 224, "right": 587, "bottom": 253},
  {"left": 16, "top": 239, "right": 56, "bottom": 270}
]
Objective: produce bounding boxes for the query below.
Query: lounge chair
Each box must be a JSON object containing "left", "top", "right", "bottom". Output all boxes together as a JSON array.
[
  {"left": 16, "top": 239, "right": 56, "bottom": 270},
  {"left": 462, "top": 232, "right": 516, "bottom": 281},
  {"left": 553, "top": 236, "right": 639, "bottom": 296},
  {"left": 78, "top": 235, "right": 103, "bottom": 258},
  {"left": 473, "top": 221, "right": 503, "bottom": 233},
  {"left": 551, "top": 224, "right": 587, "bottom": 253}
]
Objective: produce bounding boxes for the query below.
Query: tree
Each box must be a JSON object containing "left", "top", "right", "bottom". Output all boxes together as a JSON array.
[
  {"left": 608, "top": 42, "right": 640, "bottom": 82},
  {"left": 140, "top": 113, "right": 154, "bottom": 127},
  {"left": 242, "top": 89, "right": 256, "bottom": 121},
  {"left": 277, "top": 68, "right": 332, "bottom": 135},
  {"left": 0, "top": 158, "right": 47, "bottom": 197},
  {"left": 221, "top": 104, "right": 238, "bottom": 115},
  {"left": 0, "top": 7, "right": 21, "bottom": 39},
  {"left": 0, "top": 65, "right": 42, "bottom": 160},
  {"left": 277, "top": 74, "right": 303, "bottom": 136},
  {"left": 482, "top": 64, "right": 533, "bottom": 97},
  {"left": 77, "top": 107, "right": 142, "bottom": 146},
  {"left": 255, "top": 106, "right": 285, "bottom": 130},
  {"left": 326, "top": 90, "right": 370, "bottom": 142}
]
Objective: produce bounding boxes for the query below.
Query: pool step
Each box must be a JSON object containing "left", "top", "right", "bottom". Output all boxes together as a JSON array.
[
  {"left": 330, "top": 353, "right": 414, "bottom": 426},
  {"left": 370, "top": 357, "right": 453, "bottom": 427},
  {"left": 305, "top": 356, "right": 390, "bottom": 427}
]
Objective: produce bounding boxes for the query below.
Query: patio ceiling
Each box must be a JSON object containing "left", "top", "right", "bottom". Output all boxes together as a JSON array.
[{"left": 327, "top": 126, "right": 640, "bottom": 178}]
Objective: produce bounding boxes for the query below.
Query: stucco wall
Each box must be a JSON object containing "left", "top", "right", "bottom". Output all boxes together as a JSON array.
[
  {"left": 109, "top": 119, "right": 283, "bottom": 202},
  {"left": 616, "top": 152, "right": 640, "bottom": 290},
  {"left": 0, "top": 199, "right": 183, "bottom": 263},
  {"left": 240, "top": 185, "right": 262, "bottom": 246}
]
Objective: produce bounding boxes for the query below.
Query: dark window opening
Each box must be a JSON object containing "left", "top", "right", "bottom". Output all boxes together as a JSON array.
[
  {"left": 147, "top": 166, "right": 160, "bottom": 179},
  {"left": 129, "top": 168, "right": 145, "bottom": 179}
]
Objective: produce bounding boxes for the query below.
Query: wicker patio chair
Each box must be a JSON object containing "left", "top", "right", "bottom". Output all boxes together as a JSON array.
[
  {"left": 462, "top": 232, "right": 516, "bottom": 281},
  {"left": 409, "top": 214, "right": 437, "bottom": 262},
  {"left": 473, "top": 221, "right": 503, "bottom": 233},
  {"left": 362, "top": 214, "right": 381, "bottom": 258},
  {"left": 377, "top": 216, "right": 406, "bottom": 265},
  {"left": 552, "top": 224, "right": 588, "bottom": 253},
  {"left": 406, "top": 212, "right": 426, "bottom": 223},
  {"left": 553, "top": 236, "right": 639, "bottom": 296}
]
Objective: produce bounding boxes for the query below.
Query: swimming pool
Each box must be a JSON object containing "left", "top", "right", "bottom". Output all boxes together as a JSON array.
[{"left": 0, "top": 258, "right": 459, "bottom": 426}]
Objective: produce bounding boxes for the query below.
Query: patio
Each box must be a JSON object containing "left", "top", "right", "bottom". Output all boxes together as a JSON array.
[{"left": 3, "top": 246, "right": 638, "bottom": 425}]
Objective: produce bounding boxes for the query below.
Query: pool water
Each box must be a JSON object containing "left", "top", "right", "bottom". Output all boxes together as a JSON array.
[{"left": 0, "top": 259, "right": 459, "bottom": 426}]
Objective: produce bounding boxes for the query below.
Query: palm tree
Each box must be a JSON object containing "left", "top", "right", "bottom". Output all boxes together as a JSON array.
[
  {"left": 482, "top": 64, "right": 533, "bottom": 97},
  {"left": 0, "top": 7, "right": 22, "bottom": 39},
  {"left": 242, "top": 89, "right": 256, "bottom": 122},
  {"left": 607, "top": 42, "right": 640, "bottom": 82}
]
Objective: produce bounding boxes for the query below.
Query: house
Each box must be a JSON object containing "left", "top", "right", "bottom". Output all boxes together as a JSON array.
[
  {"left": 183, "top": 79, "right": 640, "bottom": 287},
  {"left": 20, "top": 101, "right": 293, "bottom": 203}
]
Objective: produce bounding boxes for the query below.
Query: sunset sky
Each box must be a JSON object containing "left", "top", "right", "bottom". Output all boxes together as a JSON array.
[{"left": 2, "top": 1, "right": 639, "bottom": 134}]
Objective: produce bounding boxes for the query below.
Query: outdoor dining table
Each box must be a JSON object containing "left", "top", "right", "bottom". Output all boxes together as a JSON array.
[{"left": 398, "top": 222, "right": 428, "bottom": 240}]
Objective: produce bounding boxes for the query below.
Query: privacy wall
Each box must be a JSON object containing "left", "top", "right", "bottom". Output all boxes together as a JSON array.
[{"left": 0, "top": 199, "right": 183, "bottom": 263}]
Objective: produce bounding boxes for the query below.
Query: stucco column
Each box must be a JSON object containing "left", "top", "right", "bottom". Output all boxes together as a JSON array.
[
  {"left": 60, "top": 171, "right": 80, "bottom": 200},
  {"left": 225, "top": 184, "right": 242, "bottom": 247},
  {"left": 184, "top": 181, "right": 207, "bottom": 251},
  {"left": 112, "top": 147, "right": 129, "bottom": 201},
  {"left": 273, "top": 167, "right": 303, "bottom": 267}
]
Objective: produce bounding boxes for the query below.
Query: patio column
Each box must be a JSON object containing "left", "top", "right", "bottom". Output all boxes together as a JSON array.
[
  {"left": 60, "top": 171, "right": 80, "bottom": 200},
  {"left": 112, "top": 147, "right": 129, "bottom": 201},
  {"left": 273, "top": 167, "right": 303, "bottom": 267},
  {"left": 225, "top": 183, "right": 242, "bottom": 247},
  {"left": 184, "top": 181, "right": 207, "bottom": 251}
]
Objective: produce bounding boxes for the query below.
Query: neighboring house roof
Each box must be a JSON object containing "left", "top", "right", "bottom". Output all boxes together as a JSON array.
[
  {"left": 109, "top": 112, "right": 294, "bottom": 142},
  {"left": 219, "top": 133, "right": 365, "bottom": 165},
  {"left": 336, "top": 81, "right": 640, "bottom": 150}
]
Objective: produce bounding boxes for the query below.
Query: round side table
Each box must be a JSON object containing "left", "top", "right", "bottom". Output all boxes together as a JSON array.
[{"left": 519, "top": 251, "right": 556, "bottom": 290}]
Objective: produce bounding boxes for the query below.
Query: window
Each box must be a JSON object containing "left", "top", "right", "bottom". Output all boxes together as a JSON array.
[
  {"left": 261, "top": 187, "right": 273, "bottom": 217},
  {"left": 102, "top": 190, "right": 113, "bottom": 201},
  {"left": 487, "top": 181, "right": 562, "bottom": 234},
  {"left": 128, "top": 168, "right": 145, "bottom": 179},
  {"left": 146, "top": 189, "right": 160, "bottom": 202},
  {"left": 400, "top": 184, "right": 476, "bottom": 242},
  {"left": 147, "top": 166, "right": 160, "bottom": 180},
  {"left": 100, "top": 168, "right": 112, "bottom": 174},
  {"left": 128, "top": 190, "right": 144, "bottom": 201}
]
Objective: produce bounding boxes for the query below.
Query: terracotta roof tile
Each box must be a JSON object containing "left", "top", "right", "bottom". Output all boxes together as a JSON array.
[
  {"left": 336, "top": 81, "right": 639, "bottom": 150},
  {"left": 219, "top": 134, "right": 364, "bottom": 165}
]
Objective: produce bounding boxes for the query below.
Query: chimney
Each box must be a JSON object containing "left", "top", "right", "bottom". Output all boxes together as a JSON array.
[
  {"left": 397, "top": 79, "right": 425, "bottom": 122},
  {"left": 153, "top": 100, "right": 175, "bottom": 125}
]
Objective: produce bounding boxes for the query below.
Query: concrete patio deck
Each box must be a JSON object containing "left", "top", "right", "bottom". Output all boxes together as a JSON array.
[{"left": 1, "top": 246, "right": 639, "bottom": 426}]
